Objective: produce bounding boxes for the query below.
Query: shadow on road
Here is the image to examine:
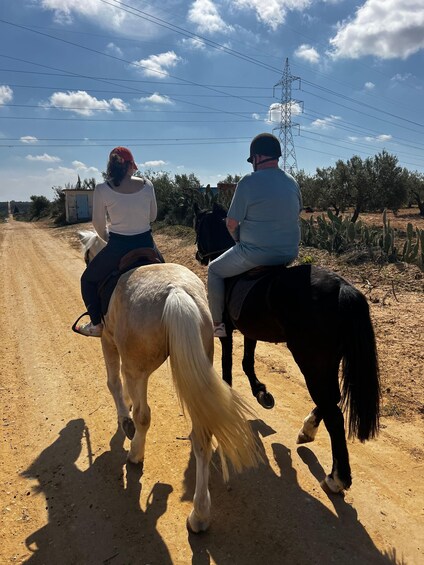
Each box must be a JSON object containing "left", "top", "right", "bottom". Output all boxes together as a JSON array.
[
  {"left": 185, "top": 419, "right": 402, "bottom": 565},
  {"left": 21, "top": 419, "right": 173, "bottom": 564},
  {"left": 22, "top": 418, "right": 404, "bottom": 565}
]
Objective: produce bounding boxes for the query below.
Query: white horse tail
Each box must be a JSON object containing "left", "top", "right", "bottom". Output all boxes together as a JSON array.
[{"left": 162, "top": 287, "right": 262, "bottom": 480}]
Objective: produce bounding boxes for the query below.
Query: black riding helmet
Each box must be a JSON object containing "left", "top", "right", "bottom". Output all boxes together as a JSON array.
[{"left": 247, "top": 133, "right": 282, "bottom": 163}]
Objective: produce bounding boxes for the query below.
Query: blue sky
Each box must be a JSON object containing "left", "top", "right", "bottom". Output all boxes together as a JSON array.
[{"left": 0, "top": 0, "right": 423, "bottom": 201}]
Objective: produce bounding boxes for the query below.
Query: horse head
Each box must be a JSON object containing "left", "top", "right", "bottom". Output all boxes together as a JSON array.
[
  {"left": 77, "top": 230, "right": 106, "bottom": 264},
  {"left": 194, "top": 202, "right": 234, "bottom": 265}
]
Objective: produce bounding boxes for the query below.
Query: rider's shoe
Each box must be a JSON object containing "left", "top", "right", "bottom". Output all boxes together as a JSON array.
[
  {"left": 213, "top": 323, "right": 227, "bottom": 338},
  {"left": 75, "top": 322, "right": 103, "bottom": 337}
]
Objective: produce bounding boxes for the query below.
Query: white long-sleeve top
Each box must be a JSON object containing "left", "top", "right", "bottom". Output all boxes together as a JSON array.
[{"left": 92, "top": 178, "right": 157, "bottom": 241}]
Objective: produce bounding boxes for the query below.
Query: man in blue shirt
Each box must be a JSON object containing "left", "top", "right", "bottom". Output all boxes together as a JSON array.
[{"left": 208, "top": 133, "right": 302, "bottom": 337}]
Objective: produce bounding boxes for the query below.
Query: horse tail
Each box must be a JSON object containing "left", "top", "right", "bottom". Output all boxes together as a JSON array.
[
  {"left": 339, "top": 283, "right": 381, "bottom": 442},
  {"left": 162, "top": 287, "right": 261, "bottom": 480}
]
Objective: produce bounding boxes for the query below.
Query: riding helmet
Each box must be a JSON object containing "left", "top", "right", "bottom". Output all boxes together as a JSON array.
[{"left": 247, "top": 133, "right": 282, "bottom": 163}]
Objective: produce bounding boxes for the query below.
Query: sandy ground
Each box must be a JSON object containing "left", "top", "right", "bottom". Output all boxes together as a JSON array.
[{"left": 1, "top": 217, "right": 423, "bottom": 565}]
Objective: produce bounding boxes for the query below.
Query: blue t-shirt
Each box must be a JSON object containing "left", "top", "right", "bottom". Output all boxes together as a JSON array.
[{"left": 228, "top": 168, "right": 301, "bottom": 262}]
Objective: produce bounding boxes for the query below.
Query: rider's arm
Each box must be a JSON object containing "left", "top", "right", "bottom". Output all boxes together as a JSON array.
[{"left": 226, "top": 217, "right": 240, "bottom": 242}]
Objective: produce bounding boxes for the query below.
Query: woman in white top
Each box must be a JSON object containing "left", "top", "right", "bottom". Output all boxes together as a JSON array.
[{"left": 76, "top": 147, "right": 162, "bottom": 337}]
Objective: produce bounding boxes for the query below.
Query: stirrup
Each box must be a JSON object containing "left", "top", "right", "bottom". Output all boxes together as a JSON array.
[{"left": 72, "top": 313, "right": 103, "bottom": 337}]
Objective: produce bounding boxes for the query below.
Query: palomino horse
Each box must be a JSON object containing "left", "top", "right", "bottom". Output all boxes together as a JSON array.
[
  {"left": 77, "top": 230, "right": 261, "bottom": 532},
  {"left": 194, "top": 203, "right": 381, "bottom": 494}
]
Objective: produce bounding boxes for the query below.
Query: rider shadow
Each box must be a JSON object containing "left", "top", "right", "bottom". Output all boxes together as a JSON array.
[
  {"left": 21, "top": 419, "right": 173, "bottom": 564},
  {"left": 186, "top": 419, "right": 402, "bottom": 565}
]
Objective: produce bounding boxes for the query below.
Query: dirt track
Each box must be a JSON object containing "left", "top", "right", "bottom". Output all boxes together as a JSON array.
[{"left": 1, "top": 218, "right": 423, "bottom": 564}]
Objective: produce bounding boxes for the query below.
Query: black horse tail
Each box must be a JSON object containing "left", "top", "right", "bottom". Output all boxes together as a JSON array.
[{"left": 339, "top": 283, "right": 381, "bottom": 442}]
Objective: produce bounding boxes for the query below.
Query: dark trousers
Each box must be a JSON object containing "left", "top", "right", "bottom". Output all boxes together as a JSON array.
[{"left": 81, "top": 230, "right": 157, "bottom": 325}]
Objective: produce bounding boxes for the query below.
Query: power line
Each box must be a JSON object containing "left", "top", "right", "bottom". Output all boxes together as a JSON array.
[{"left": 0, "top": 20, "right": 271, "bottom": 112}]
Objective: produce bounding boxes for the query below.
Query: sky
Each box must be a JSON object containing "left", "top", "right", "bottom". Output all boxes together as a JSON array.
[{"left": 0, "top": 0, "right": 423, "bottom": 201}]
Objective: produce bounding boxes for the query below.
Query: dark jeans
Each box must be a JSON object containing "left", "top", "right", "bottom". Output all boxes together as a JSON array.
[{"left": 81, "top": 230, "right": 159, "bottom": 325}]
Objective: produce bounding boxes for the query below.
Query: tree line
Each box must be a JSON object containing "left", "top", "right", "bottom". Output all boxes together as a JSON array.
[
  {"left": 20, "top": 150, "right": 424, "bottom": 226},
  {"left": 9, "top": 151, "right": 424, "bottom": 268},
  {"left": 297, "top": 150, "right": 424, "bottom": 219}
]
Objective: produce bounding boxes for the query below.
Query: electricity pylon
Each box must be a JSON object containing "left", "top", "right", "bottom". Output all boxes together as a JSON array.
[{"left": 272, "top": 58, "right": 303, "bottom": 175}]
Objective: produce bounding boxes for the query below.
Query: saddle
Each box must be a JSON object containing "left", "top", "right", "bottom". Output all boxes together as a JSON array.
[
  {"left": 99, "top": 247, "right": 164, "bottom": 317},
  {"left": 225, "top": 264, "right": 286, "bottom": 321}
]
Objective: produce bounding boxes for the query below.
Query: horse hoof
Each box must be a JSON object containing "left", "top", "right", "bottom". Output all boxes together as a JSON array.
[
  {"left": 296, "top": 431, "right": 314, "bottom": 444},
  {"left": 122, "top": 417, "right": 136, "bottom": 440},
  {"left": 256, "top": 391, "right": 275, "bottom": 409},
  {"left": 186, "top": 513, "right": 209, "bottom": 534},
  {"left": 321, "top": 476, "right": 344, "bottom": 495}
]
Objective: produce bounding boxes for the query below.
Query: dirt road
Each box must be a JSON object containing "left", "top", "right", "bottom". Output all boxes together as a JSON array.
[{"left": 1, "top": 218, "right": 423, "bottom": 564}]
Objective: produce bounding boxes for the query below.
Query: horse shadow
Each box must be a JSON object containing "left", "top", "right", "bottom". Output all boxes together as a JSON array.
[
  {"left": 21, "top": 419, "right": 173, "bottom": 564},
  {"left": 183, "top": 419, "right": 404, "bottom": 565}
]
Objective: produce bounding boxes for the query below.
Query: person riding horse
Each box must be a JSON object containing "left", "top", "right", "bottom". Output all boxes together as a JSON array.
[
  {"left": 208, "top": 133, "right": 302, "bottom": 337},
  {"left": 76, "top": 146, "right": 162, "bottom": 337}
]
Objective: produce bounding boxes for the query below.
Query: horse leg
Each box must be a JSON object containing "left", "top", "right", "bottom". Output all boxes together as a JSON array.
[
  {"left": 242, "top": 337, "right": 274, "bottom": 409},
  {"left": 101, "top": 336, "right": 133, "bottom": 438},
  {"left": 220, "top": 330, "right": 233, "bottom": 387},
  {"left": 289, "top": 344, "right": 351, "bottom": 492},
  {"left": 297, "top": 406, "right": 322, "bottom": 444},
  {"left": 123, "top": 371, "right": 151, "bottom": 465},
  {"left": 187, "top": 428, "right": 212, "bottom": 533},
  {"left": 320, "top": 403, "right": 352, "bottom": 493}
]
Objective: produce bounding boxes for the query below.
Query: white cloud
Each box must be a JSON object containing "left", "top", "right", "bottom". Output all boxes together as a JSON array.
[
  {"left": 349, "top": 134, "right": 392, "bottom": 142},
  {"left": 142, "top": 160, "right": 167, "bottom": 167},
  {"left": 106, "top": 42, "right": 123, "bottom": 57},
  {"left": 252, "top": 113, "right": 261, "bottom": 120},
  {"left": 72, "top": 160, "right": 85, "bottom": 168},
  {"left": 295, "top": 44, "right": 320, "bottom": 64},
  {"left": 364, "top": 82, "right": 375, "bottom": 90},
  {"left": 4, "top": 161, "right": 102, "bottom": 201},
  {"left": 20, "top": 136, "right": 38, "bottom": 144},
  {"left": 45, "top": 91, "right": 129, "bottom": 116},
  {"left": 232, "top": 0, "right": 312, "bottom": 31},
  {"left": 139, "top": 93, "right": 175, "bottom": 105},
  {"left": 26, "top": 153, "right": 61, "bottom": 163},
  {"left": 180, "top": 38, "right": 206, "bottom": 50},
  {"left": 48, "top": 164, "right": 99, "bottom": 176},
  {"left": 39, "top": 0, "right": 158, "bottom": 38},
  {"left": 391, "top": 72, "right": 414, "bottom": 82},
  {"left": 188, "top": 0, "right": 234, "bottom": 34},
  {"left": 133, "top": 51, "right": 182, "bottom": 78},
  {"left": 365, "top": 134, "right": 393, "bottom": 142},
  {"left": 311, "top": 115, "right": 341, "bottom": 129},
  {"left": 330, "top": 0, "right": 424, "bottom": 60},
  {"left": 0, "top": 85, "right": 13, "bottom": 105},
  {"left": 268, "top": 102, "right": 303, "bottom": 124}
]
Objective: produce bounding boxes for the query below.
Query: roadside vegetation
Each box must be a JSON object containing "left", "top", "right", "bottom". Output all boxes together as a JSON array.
[{"left": 4, "top": 150, "right": 424, "bottom": 269}]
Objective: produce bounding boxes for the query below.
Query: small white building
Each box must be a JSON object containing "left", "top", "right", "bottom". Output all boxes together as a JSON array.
[{"left": 64, "top": 189, "right": 94, "bottom": 223}]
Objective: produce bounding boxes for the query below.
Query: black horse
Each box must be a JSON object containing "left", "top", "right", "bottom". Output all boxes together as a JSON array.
[{"left": 194, "top": 202, "right": 381, "bottom": 493}]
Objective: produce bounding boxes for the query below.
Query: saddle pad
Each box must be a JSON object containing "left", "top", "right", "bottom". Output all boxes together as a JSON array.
[
  {"left": 226, "top": 265, "right": 285, "bottom": 321},
  {"left": 99, "top": 249, "right": 163, "bottom": 318}
]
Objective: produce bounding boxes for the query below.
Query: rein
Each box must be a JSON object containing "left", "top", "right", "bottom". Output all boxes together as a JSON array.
[{"left": 196, "top": 247, "right": 231, "bottom": 261}]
